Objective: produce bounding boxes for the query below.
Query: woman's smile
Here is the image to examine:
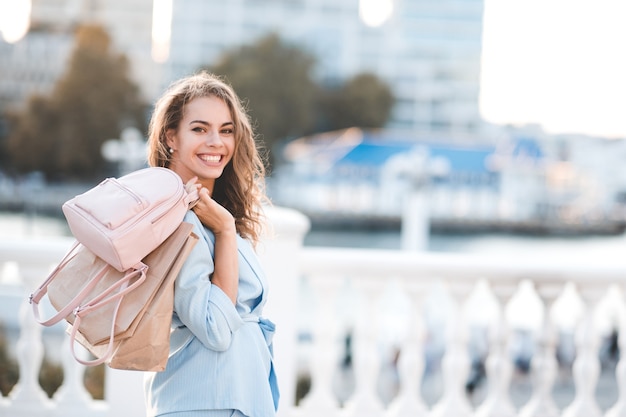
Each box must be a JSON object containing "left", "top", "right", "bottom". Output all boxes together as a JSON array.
[{"left": 198, "top": 153, "right": 223, "bottom": 164}]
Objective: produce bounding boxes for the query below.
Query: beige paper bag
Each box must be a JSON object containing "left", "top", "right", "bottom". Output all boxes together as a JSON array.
[{"left": 57, "top": 223, "right": 198, "bottom": 370}]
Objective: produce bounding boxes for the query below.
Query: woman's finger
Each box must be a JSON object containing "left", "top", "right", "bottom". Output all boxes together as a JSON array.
[{"left": 199, "top": 187, "right": 211, "bottom": 199}]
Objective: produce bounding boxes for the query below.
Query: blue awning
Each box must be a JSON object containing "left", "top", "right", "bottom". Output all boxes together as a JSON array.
[{"left": 337, "top": 141, "right": 496, "bottom": 174}]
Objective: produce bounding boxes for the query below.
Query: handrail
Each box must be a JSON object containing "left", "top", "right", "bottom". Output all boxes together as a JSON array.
[{"left": 1, "top": 207, "right": 625, "bottom": 417}]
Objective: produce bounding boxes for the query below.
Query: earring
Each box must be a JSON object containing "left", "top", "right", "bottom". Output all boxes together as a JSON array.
[{"left": 168, "top": 147, "right": 174, "bottom": 154}]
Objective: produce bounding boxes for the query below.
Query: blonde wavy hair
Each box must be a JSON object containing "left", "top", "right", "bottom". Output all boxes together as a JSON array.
[{"left": 147, "top": 71, "right": 268, "bottom": 243}]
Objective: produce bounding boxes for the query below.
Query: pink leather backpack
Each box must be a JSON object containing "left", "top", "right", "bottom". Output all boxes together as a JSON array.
[{"left": 62, "top": 167, "right": 198, "bottom": 272}]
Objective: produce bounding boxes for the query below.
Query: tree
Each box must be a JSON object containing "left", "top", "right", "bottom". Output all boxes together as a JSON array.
[
  {"left": 7, "top": 24, "right": 145, "bottom": 181},
  {"left": 6, "top": 95, "right": 60, "bottom": 175},
  {"left": 205, "top": 34, "right": 395, "bottom": 169},
  {"left": 0, "top": 108, "right": 10, "bottom": 172},
  {"left": 207, "top": 33, "right": 319, "bottom": 169},
  {"left": 322, "top": 72, "right": 395, "bottom": 131}
]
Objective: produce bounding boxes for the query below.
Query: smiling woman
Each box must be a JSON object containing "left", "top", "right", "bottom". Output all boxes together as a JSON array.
[
  {"left": 0, "top": 0, "right": 31, "bottom": 43},
  {"left": 144, "top": 71, "right": 278, "bottom": 417}
]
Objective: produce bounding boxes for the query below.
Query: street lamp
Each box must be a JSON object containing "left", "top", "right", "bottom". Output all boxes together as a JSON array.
[
  {"left": 101, "top": 127, "right": 148, "bottom": 176},
  {"left": 384, "top": 146, "right": 450, "bottom": 251}
]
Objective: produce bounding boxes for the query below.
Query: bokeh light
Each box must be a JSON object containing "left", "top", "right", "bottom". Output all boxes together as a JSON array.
[{"left": 0, "top": 0, "right": 31, "bottom": 43}]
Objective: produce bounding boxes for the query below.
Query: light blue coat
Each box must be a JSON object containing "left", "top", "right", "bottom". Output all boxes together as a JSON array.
[{"left": 144, "top": 211, "right": 279, "bottom": 417}]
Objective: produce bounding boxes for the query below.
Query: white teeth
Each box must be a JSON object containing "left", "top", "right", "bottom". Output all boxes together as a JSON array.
[{"left": 199, "top": 155, "right": 220, "bottom": 163}]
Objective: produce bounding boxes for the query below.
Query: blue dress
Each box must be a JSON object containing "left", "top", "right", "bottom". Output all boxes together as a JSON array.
[{"left": 144, "top": 211, "right": 279, "bottom": 417}]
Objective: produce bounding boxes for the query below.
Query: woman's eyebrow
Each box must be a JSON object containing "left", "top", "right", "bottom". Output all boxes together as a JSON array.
[
  {"left": 189, "top": 119, "right": 209, "bottom": 126},
  {"left": 188, "top": 120, "right": 234, "bottom": 127}
]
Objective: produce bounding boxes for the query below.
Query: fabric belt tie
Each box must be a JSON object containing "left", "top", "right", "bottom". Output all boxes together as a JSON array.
[{"left": 242, "top": 315, "right": 279, "bottom": 410}]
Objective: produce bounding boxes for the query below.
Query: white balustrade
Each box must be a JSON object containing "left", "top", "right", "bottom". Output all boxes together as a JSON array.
[
  {"left": 2, "top": 208, "right": 626, "bottom": 417},
  {"left": 53, "top": 338, "right": 105, "bottom": 417},
  {"left": 475, "top": 281, "right": 516, "bottom": 417},
  {"left": 430, "top": 281, "right": 473, "bottom": 417},
  {"left": 519, "top": 282, "right": 561, "bottom": 417},
  {"left": 344, "top": 277, "right": 386, "bottom": 417},
  {"left": 606, "top": 293, "right": 626, "bottom": 417},
  {"left": 386, "top": 281, "right": 428, "bottom": 417},
  {"left": 562, "top": 284, "right": 604, "bottom": 417},
  {"left": 298, "top": 273, "right": 342, "bottom": 417},
  {"left": 10, "top": 293, "right": 51, "bottom": 415}
]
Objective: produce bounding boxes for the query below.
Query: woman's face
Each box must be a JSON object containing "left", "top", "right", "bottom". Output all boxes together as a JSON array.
[{"left": 166, "top": 95, "right": 235, "bottom": 191}]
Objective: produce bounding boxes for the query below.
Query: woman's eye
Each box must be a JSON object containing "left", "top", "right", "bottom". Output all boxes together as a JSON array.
[
  {"left": 221, "top": 128, "right": 234, "bottom": 135},
  {"left": 192, "top": 127, "right": 205, "bottom": 133}
]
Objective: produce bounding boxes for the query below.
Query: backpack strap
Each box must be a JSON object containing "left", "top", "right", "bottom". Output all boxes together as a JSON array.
[
  {"left": 68, "top": 263, "right": 148, "bottom": 366},
  {"left": 29, "top": 243, "right": 148, "bottom": 328}
]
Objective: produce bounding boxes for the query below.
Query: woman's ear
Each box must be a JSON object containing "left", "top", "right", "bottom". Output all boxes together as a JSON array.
[{"left": 165, "top": 129, "right": 176, "bottom": 150}]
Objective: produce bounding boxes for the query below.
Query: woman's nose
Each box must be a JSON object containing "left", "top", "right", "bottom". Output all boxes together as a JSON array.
[{"left": 205, "top": 130, "right": 221, "bottom": 145}]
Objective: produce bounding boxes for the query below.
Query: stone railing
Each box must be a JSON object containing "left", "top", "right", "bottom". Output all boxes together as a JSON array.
[{"left": 1, "top": 206, "right": 626, "bottom": 417}]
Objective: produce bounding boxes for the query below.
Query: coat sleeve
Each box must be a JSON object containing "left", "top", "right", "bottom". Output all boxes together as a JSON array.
[{"left": 172, "top": 211, "right": 244, "bottom": 351}]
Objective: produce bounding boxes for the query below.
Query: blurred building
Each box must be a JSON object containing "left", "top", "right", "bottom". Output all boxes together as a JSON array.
[
  {"left": 269, "top": 128, "right": 626, "bottom": 234},
  {"left": 0, "top": 0, "right": 158, "bottom": 112},
  {"left": 0, "top": 26, "right": 73, "bottom": 115},
  {"left": 1, "top": 0, "right": 487, "bottom": 136},
  {"left": 165, "top": 0, "right": 487, "bottom": 133}
]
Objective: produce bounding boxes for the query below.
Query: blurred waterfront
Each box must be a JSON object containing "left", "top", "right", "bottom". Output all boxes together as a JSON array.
[
  {"left": 4, "top": 209, "right": 626, "bottom": 263},
  {"left": 305, "top": 225, "right": 626, "bottom": 264},
  {"left": 5, "top": 209, "right": 626, "bottom": 258}
]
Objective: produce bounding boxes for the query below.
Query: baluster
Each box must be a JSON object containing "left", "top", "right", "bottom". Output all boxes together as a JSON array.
[
  {"left": 344, "top": 278, "right": 385, "bottom": 417},
  {"left": 0, "top": 298, "right": 8, "bottom": 410},
  {"left": 9, "top": 262, "right": 52, "bottom": 416},
  {"left": 519, "top": 282, "right": 561, "bottom": 417},
  {"left": 562, "top": 285, "right": 603, "bottom": 417},
  {"left": 475, "top": 281, "right": 517, "bottom": 417},
  {"left": 606, "top": 286, "right": 626, "bottom": 417},
  {"left": 430, "top": 283, "right": 472, "bottom": 417},
  {"left": 0, "top": 289, "right": 4, "bottom": 404},
  {"left": 53, "top": 336, "right": 94, "bottom": 415},
  {"left": 299, "top": 275, "right": 341, "bottom": 417},
  {"left": 386, "top": 281, "right": 428, "bottom": 417},
  {"left": 9, "top": 265, "right": 52, "bottom": 414}
]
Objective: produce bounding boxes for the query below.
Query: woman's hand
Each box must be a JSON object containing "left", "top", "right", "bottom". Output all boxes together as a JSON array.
[
  {"left": 192, "top": 187, "right": 236, "bottom": 236},
  {"left": 192, "top": 187, "right": 239, "bottom": 304},
  {"left": 184, "top": 177, "right": 201, "bottom": 207}
]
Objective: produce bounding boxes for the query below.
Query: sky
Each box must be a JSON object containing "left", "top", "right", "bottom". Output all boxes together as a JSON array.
[
  {"left": 479, "top": 0, "right": 626, "bottom": 138},
  {"left": 1, "top": 0, "right": 625, "bottom": 138}
]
